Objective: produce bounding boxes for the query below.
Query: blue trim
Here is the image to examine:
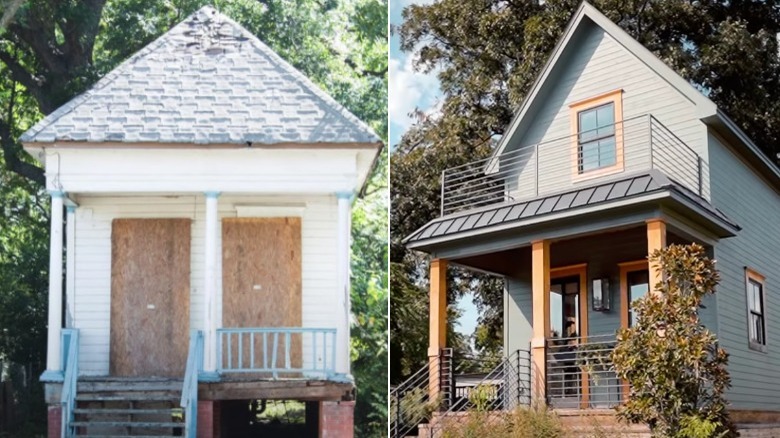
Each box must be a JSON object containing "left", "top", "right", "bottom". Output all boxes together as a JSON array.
[
  {"left": 204, "top": 191, "right": 221, "bottom": 199},
  {"left": 198, "top": 371, "right": 220, "bottom": 382},
  {"left": 335, "top": 191, "right": 354, "bottom": 201},
  {"left": 329, "top": 373, "right": 354, "bottom": 383},
  {"left": 39, "top": 370, "right": 64, "bottom": 383},
  {"left": 48, "top": 190, "right": 65, "bottom": 198},
  {"left": 66, "top": 205, "right": 76, "bottom": 213}
]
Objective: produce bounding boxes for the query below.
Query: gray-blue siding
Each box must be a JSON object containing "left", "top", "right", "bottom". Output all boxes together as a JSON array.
[
  {"left": 505, "top": 228, "right": 718, "bottom": 349},
  {"left": 709, "top": 132, "right": 780, "bottom": 410},
  {"left": 506, "top": 21, "right": 709, "bottom": 202}
]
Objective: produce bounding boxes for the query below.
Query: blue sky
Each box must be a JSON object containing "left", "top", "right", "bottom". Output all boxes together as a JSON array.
[{"left": 390, "top": 0, "right": 480, "bottom": 337}]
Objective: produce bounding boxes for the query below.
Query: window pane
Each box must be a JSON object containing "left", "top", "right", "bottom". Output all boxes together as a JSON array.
[
  {"left": 596, "top": 104, "right": 615, "bottom": 136},
  {"left": 580, "top": 141, "right": 600, "bottom": 171},
  {"left": 599, "top": 137, "right": 617, "bottom": 167},
  {"left": 579, "top": 109, "right": 599, "bottom": 140},
  {"left": 749, "top": 313, "right": 757, "bottom": 341}
]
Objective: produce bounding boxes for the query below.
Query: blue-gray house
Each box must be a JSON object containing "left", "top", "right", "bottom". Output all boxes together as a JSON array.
[{"left": 396, "top": 1, "right": 780, "bottom": 435}]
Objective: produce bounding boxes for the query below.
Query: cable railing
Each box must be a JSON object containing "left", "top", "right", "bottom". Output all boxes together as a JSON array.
[
  {"left": 427, "top": 349, "right": 532, "bottom": 436},
  {"left": 546, "top": 333, "right": 623, "bottom": 409},
  {"left": 440, "top": 114, "right": 709, "bottom": 215},
  {"left": 389, "top": 351, "right": 449, "bottom": 438}
]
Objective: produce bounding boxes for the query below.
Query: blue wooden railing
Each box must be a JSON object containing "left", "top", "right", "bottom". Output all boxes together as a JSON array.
[
  {"left": 216, "top": 328, "right": 337, "bottom": 378},
  {"left": 181, "top": 330, "right": 203, "bottom": 438},
  {"left": 61, "top": 329, "right": 79, "bottom": 438}
]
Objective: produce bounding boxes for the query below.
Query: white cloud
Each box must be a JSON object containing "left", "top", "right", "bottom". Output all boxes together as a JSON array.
[{"left": 388, "top": 55, "right": 441, "bottom": 144}]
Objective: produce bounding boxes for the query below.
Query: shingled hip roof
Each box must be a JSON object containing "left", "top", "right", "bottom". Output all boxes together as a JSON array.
[
  {"left": 20, "top": 6, "right": 381, "bottom": 146},
  {"left": 404, "top": 170, "right": 739, "bottom": 249}
]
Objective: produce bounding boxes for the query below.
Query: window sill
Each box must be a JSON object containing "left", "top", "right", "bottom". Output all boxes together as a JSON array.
[
  {"left": 572, "top": 164, "right": 625, "bottom": 184},
  {"left": 748, "top": 342, "right": 767, "bottom": 353}
]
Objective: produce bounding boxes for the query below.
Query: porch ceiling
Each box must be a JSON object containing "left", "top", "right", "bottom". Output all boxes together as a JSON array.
[{"left": 405, "top": 170, "right": 739, "bottom": 255}]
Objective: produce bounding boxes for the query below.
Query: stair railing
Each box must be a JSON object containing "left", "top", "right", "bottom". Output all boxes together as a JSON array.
[
  {"left": 181, "top": 330, "right": 203, "bottom": 438},
  {"left": 61, "top": 329, "right": 79, "bottom": 438},
  {"left": 428, "top": 349, "right": 532, "bottom": 436}
]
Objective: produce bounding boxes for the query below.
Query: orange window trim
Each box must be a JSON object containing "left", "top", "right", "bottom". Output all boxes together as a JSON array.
[
  {"left": 569, "top": 89, "right": 625, "bottom": 182},
  {"left": 618, "top": 260, "right": 649, "bottom": 330},
  {"left": 745, "top": 267, "right": 768, "bottom": 353}
]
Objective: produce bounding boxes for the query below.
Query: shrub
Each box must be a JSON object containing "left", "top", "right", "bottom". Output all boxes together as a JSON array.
[
  {"left": 611, "top": 244, "right": 736, "bottom": 437},
  {"left": 439, "top": 406, "right": 562, "bottom": 438}
]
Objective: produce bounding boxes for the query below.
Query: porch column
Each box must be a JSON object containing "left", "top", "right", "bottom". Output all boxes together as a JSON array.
[
  {"left": 336, "top": 191, "right": 352, "bottom": 376},
  {"left": 41, "top": 191, "right": 65, "bottom": 382},
  {"left": 65, "top": 205, "right": 76, "bottom": 328},
  {"left": 202, "top": 192, "right": 220, "bottom": 380},
  {"left": 428, "top": 258, "right": 447, "bottom": 399},
  {"left": 531, "top": 240, "right": 550, "bottom": 403},
  {"left": 646, "top": 219, "right": 667, "bottom": 293}
]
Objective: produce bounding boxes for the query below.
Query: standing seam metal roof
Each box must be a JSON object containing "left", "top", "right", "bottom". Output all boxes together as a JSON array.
[
  {"left": 20, "top": 6, "right": 381, "bottom": 146},
  {"left": 403, "top": 170, "right": 738, "bottom": 245}
]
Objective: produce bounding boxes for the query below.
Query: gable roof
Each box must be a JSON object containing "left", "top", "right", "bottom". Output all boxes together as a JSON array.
[
  {"left": 491, "top": 1, "right": 780, "bottom": 188},
  {"left": 20, "top": 6, "right": 381, "bottom": 147}
]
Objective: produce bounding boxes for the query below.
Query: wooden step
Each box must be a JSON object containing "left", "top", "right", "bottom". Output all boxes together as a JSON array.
[
  {"left": 76, "top": 393, "right": 179, "bottom": 402},
  {"left": 77, "top": 436, "right": 178, "bottom": 438},
  {"left": 78, "top": 381, "right": 183, "bottom": 392},
  {"left": 74, "top": 408, "right": 180, "bottom": 415},
  {"left": 71, "top": 421, "right": 183, "bottom": 428}
]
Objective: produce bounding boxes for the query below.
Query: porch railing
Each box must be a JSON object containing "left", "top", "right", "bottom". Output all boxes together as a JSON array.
[
  {"left": 440, "top": 114, "right": 709, "bottom": 215},
  {"left": 546, "top": 333, "right": 622, "bottom": 409},
  {"left": 389, "top": 349, "right": 532, "bottom": 438},
  {"left": 181, "top": 330, "right": 203, "bottom": 438},
  {"left": 216, "top": 327, "right": 336, "bottom": 378},
  {"left": 61, "top": 329, "right": 79, "bottom": 438}
]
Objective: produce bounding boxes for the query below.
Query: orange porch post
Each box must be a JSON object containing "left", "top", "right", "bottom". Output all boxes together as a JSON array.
[
  {"left": 646, "top": 219, "right": 667, "bottom": 293},
  {"left": 531, "top": 240, "right": 551, "bottom": 404},
  {"left": 428, "top": 258, "right": 447, "bottom": 401}
]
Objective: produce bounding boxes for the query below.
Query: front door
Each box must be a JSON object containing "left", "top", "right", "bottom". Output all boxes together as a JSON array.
[
  {"left": 550, "top": 276, "right": 581, "bottom": 339},
  {"left": 221, "top": 217, "right": 302, "bottom": 371},
  {"left": 109, "top": 219, "right": 191, "bottom": 377}
]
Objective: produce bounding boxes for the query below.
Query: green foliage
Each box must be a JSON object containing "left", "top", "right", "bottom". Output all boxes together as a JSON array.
[
  {"left": 468, "top": 384, "right": 494, "bottom": 412},
  {"left": 396, "top": 387, "right": 440, "bottom": 426},
  {"left": 439, "top": 406, "right": 563, "bottom": 438},
  {"left": 611, "top": 244, "right": 736, "bottom": 438},
  {"left": 391, "top": 0, "right": 780, "bottom": 382}
]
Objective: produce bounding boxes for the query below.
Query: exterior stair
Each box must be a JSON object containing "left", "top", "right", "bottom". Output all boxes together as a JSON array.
[{"left": 70, "top": 377, "right": 185, "bottom": 437}]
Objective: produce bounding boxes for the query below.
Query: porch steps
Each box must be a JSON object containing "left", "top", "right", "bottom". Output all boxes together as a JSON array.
[{"left": 71, "top": 378, "right": 184, "bottom": 437}]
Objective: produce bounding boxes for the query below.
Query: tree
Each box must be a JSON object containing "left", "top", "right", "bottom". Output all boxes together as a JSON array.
[
  {"left": 0, "top": 1, "right": 387, "bottom": 436},
  {"left": 391, "top": 0, "right": 780, "bottom": 379},
  {"left": 611, "top": 244, "right": 735, "bottom": 437}
]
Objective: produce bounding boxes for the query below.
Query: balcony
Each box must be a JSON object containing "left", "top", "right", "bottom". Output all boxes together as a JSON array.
[{"left": 440, "top": 115, "right": 709, "bottom": 216}]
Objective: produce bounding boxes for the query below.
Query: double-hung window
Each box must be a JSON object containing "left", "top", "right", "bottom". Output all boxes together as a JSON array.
[
  {"left": 569, "top": 90, "right": 624, "bottom": 178},
  {"left": 746, "top": 268, "right": 767, "bottom": 352},
  {"left": 578, "top": 103, "right": 616, "bottom": 172}
]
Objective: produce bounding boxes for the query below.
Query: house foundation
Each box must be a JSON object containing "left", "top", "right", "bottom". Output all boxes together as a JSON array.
[
  {"left": 198, "top": 400, "right": 221, "bottom": 438},
  {"left": 319, "top": 400, "right": 355, "bottom": 438},
  {"left": 47, "top": 405, "right": 61, "bottom": 438}
]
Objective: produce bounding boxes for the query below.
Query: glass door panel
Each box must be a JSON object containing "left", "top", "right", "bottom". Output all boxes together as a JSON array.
[{"left": 627, "top": 270, "right": 649, "bottom": 327}]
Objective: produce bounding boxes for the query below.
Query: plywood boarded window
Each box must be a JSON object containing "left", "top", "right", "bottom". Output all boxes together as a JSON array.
[
  {"left": 110, "top": 219, "right": 191, "bottom": 377},
  {"left": 222, "top": 217, "right": 302, "bottom": 373}
]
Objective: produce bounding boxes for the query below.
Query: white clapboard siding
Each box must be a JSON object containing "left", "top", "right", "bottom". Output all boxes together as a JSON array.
[
  {"left": 73, "top": 195, "right": 340, "bottom": 376},
  {"left": 44, "top": 147, "right": 372, "bottom": 195}
]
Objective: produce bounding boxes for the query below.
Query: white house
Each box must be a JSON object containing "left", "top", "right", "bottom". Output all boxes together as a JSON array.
[{"left": 24, "top": 6, "right": 381, "bottom": 438}]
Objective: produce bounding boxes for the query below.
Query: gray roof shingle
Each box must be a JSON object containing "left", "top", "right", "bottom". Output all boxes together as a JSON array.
[{"left": 21, "top": 6, "right": 381, "bottom": 146}]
